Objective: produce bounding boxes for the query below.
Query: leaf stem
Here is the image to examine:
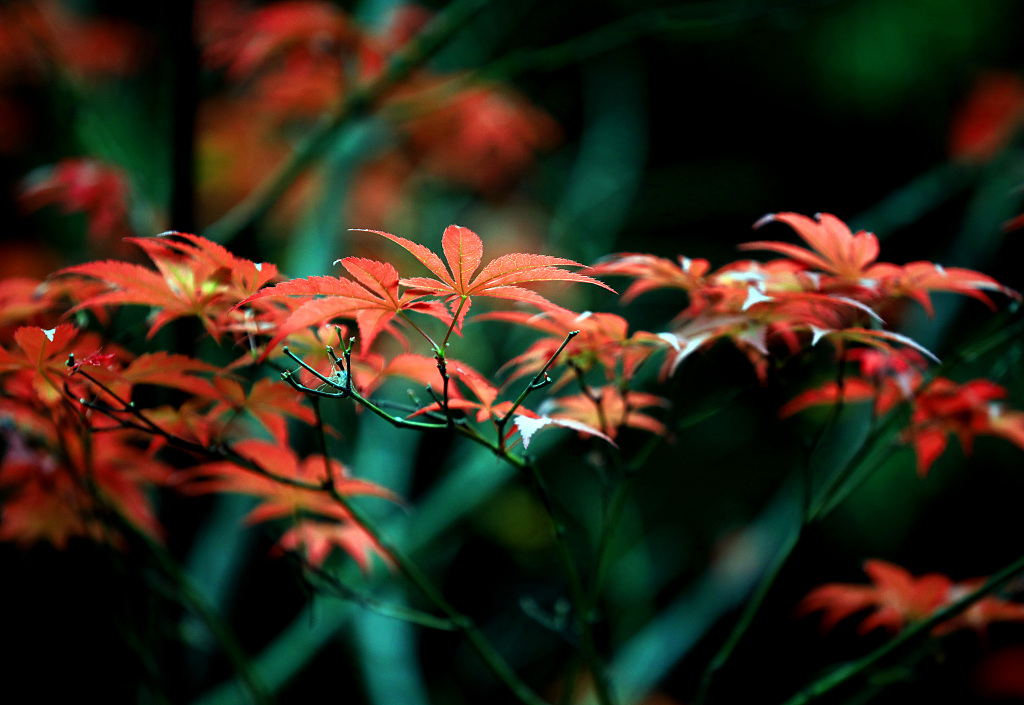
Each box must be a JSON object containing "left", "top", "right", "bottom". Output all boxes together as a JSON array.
[
  {"left": 441, "top": 295, "right": 470, "bottom": 352},
  {"left": 398, "top": 311, "right": 440, "bottom": 351},
  {"left": 501, "top": 331, "right": 579, "bottom": 427},
  {"left": 283, "top": 551, "right": 457, "bottom": 631},
  {"left": 322, "top": 480, "right": 550, "bottom": 705}
]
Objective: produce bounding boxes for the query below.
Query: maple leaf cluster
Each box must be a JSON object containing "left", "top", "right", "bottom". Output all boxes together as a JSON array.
[
  {"left": 592, "top": 212, "right": 1017, "bottom": 383},
  {"left": 0, "top": 223, "right": 644, "bottom": 563},
  {"left": 2, "top": 211, "right": 1021, "bottom": 627},
  {"left": 798, "top": 559, "right": 1024, "bottom": 640},
  {"left": 19, "top": 158, "right": 134, "bottom": 250},
  {"left": 194, "top": 0, "right": 559, "bottom": 228},
  {"left": 782, "top": 348, "right": 1024, "bottom": 476},
  {"left": 0, "top": 244, "right": 398, "bottom": 568}
]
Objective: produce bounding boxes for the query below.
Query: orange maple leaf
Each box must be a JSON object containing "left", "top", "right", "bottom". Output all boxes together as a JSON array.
[
  {"left": 360, "top": 224, "right": 614, "bottom": 331},
  {"left": 238, "top": 256, "right": 452, "bottom": 354},
  {"left": 797, "top": 559, "right": 952, "bottom": 635},
  {"left": 798, "top": 559, "right": 1024, "bottom": 639},
  {"left": 57, "top": 232, "right": 278, "bottom": 340}
]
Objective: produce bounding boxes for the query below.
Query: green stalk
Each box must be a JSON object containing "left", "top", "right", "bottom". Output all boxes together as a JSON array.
[
  {"left": 693, "top": 527, "right": 801, "bottom": 705},
  {"left": 327, "top": 482, "right": 549, "bottom": 705},
  {"left": 440, "top": 296, "right": 470, "bottom": 352},
  {"left": 524, "top": 458, "right": 617, "bottom": 705},
  {"left": 308, "top": 392, "right": 549, "bottom": 705}
]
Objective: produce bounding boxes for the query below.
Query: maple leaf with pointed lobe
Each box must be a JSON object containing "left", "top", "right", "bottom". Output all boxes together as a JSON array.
[
  {"left": 0, "top": 278, "right": 68, "bottom": 331},
  {"left": 238, "top": 256, "right": 452, "bottom": 354},
  {"left": 513, "top": 414, "right": 614, "bottom": 450},
  {"left": 742, "top": 212, "right": 1018, "bottom": 313},
  {"left": 0, "top": 424, "right": 171, "bottom": 548},
  {"left": 778, "top": 348, "right": 928, "bottom": 419},
  {"left": 178, "top": 439, "right": 399, "bottom": 524},
  {"left": 587, "top": 253, "right": 711, "bottom": 303},
  {"left": 410, "top": 361, "right": 519, "bottom": 424},
  {"left": 57, "top": 232, "right": 278, "bottom": 340},
  {"left": 743, "top": 212, "right": 882, "bottom": 281},
  {"left": 276, "top": 519, "right": 393, "bottom": 572},
  {"left": 178, "top": 439, "right": 399, "bottom": 570},
  {"left": 0, "top": 324, "right": 111, "bottom": 405},
  {"left": 115, "top": 351, "right": 225, "bottom": 400},
  {"left": 204, "top": 0, "right": 353, "bottom": 80},
  {"left": 19, "top": 158, "right": 132, "bottom": 246},
  {"left": 935, "top": 579, "right": 1024, "bottom": 638},
  {"left": 905, "top": 378, "right": 1024, "bottom": 477},
  {"left": 797, "top": 560, "right": 953, "bottom": 635},
  {"left": 543, "top": 386, "right": 669, "bottom": 440},
  {"left": 361, "top": 224, "right": 614, "bottom": 331},
  {"left": 354, "top": 352, "right": 450, "bottom": 398},
  {"left": 866, "top": 260, "right": 1018, "bottom": 317},
  {"left": 798, "top": 560, "right": 1024, "bottom": 640},
  {"left": 782, "top": 361, "right": 1024, "bottom": 476},
  {"left": 207, "top": 377, "right": 316, "bottom": 444},
  {"left": 480, "top": 307, "right": 657, "bottom": 388}
]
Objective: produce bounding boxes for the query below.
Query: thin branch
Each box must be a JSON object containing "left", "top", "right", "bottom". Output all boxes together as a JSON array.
[
  {"left": 322, "top": 483, "right": 551, "bottom": 705},
  {"left": 284, "top": 552, "right": 457, "bottom": 632},
  {"left": 500, "top": 331, "right": 579, "bottom": 427}
]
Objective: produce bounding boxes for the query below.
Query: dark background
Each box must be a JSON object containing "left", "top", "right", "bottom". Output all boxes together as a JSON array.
[{"left": 3, "top": 1, "right": 1024, "bottom": 704}]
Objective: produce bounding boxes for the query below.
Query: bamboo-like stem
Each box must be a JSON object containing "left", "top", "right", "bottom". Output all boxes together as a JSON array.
[
  {"left": 525, "top": 454, "right": 617, "bottom": 705},
  {"left": 693, "top": 527, "right": 802, "bottom": 705}
]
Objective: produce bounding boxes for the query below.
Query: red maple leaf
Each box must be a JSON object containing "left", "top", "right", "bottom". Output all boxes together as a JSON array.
[
  {"left": 361, "top": 224, "right": 614, "bottom": 331},
  {"left": 177, "top": 439, "right": 399, "bottom": 570},
  {"left": 0, "top": 324, "right": 108, "bottom": 405},
  {"left": 276, "top": 519, "right": 394, "bottom": 572},
  {"left": 238, "top": 256, "right": 452, "bottom": 354},
  {"left": 741, "top": 212, "right": 1018, "bottom": 314},
  {"left": 742, "top": 212, "right": 882, "bottom": 281},
  {"left": 798, "top": 560, "right": 1024, "bottom": 639},
  {"left": 57, "top": 232, "right": 278, "bottom": 341},
  {"left": 481, "top": 307, "right": 656, "bottom": 387},
  {"left": 797, "top": 560, "right": 952, "bottom": 635},
  {"left": 542, "top": 386, "right": 669, "bottom": 440},
  {"left": 409, "top": 361, "right": 516, "bottom": 423},
  {"left": 178, "top": 439, "right": 399, "bottom": 524},
  {"left": 207, "top": 377, "right": 316, "bottom": 444},
  {"left": 782, "top": 363, "right": 1024, "bottom": 477},
  {"left": 588, "top": 253, "right": 711, "bottom": 303},
  {"left": 19, "top": 158, "right": 132, "bottom": 247}
]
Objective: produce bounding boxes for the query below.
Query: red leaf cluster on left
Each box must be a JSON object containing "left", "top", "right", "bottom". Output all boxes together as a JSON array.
[
  {"left": 58, "top": 231, "right": 280, "bottom": 342},
  {"left": 0, "top": 237, "right": 399, "bottom": 568}
]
